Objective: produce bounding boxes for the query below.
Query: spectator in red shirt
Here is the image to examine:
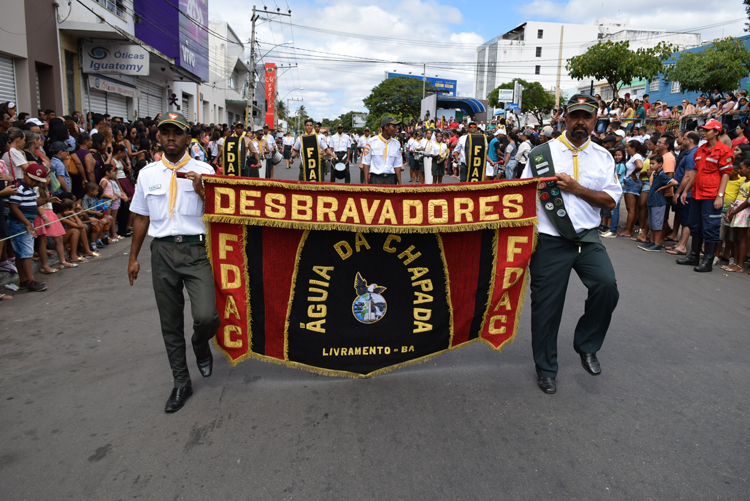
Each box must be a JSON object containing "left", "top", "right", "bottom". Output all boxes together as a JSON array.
[
  {"left": 732, "top": 125, "right": 749, "bottom": 148},
  {"left": 677, "top": 119, "right": 734, "bottom": 272}
]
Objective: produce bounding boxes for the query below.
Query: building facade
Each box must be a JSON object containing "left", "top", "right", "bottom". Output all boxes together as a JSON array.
[
  {"left": 475, "top": 19, "right": 701, "bottom": 103},
  {"left": 0, "top": 0, "right": 64, "bottom": 116}
]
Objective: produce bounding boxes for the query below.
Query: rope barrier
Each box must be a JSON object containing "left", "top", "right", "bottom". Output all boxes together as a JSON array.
[{"left": 0, "top": 201, "right": 108, "bottom": 244}]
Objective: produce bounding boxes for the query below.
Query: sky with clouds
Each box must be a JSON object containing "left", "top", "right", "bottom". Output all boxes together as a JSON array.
[{"left": 209, "top": 0, "right": 748, "bottom": 122}]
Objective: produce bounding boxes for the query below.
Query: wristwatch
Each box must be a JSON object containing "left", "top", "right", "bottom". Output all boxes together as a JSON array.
[{"left": 718, "top": 192, "right": 725, "bottom": 198}]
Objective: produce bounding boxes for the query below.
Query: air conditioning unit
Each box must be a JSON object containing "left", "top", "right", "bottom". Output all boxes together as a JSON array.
[{"left": 200, "top": 93, "right": 204, "bottom": 101}]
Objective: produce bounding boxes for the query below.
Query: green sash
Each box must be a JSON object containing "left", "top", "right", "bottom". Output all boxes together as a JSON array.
[
  {"left": 466, "top": 133, "right": 487, "bottom": 182},
  {"left": 300, "top": 134, "right": 322, "bottom": 182},
  {"left": 528, "top": 143, "right": 600, "bottom": 244}
]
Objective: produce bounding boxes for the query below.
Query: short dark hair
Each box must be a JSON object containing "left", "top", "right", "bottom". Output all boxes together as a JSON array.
[
  {"left": 85, "top": 181, "right": 99, "bottom": 192},
  {"left": 659, "top": 133, "right": 675, "bottom": 151},
  {"left": 44, "top": 109, "right": 55, "bottom": 115},
  {"left": 304, "top": 118, "right": 314, "bottom": 126},
  {"left": 685, "top": 131, "right": 700, "bottom": 145},
  {"left": 92, "top": 114, "right": 104, "bottom": 126},
  {"left": 651, "top": 154, "right": 664, "bottom": 165}
]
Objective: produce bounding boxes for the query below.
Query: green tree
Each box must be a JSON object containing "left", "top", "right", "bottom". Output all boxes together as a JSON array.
[
  {"left": 566, "top": 40, "right": 675, "bottom": 99},
  {"left": 662, "top": 37, "right": 750, "bottom": 95},
  {"left": 363, "top": 77, "right": 435, "bottom": 127},
  {"left": 276, "top": 100, "right": 287, "bottom": 121},
  {"left": 487, "top": 79, "right": 556, "bottom": 123}
]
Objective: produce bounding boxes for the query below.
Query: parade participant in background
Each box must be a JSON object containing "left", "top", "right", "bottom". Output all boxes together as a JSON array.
[
  {"left": 362, "top": 116, "right": 403, "bottom": 185},
  {"left": 128, "top": 112, "right": 220, "bottom": 413},
  {"left": 487, "top": 129, "right": 503, "bottom": 179},
  {"left": 677, "top": 119, "right": 734, "bottom": 272},
  {"left": 283, "top": 132, "right": 294, "bottom": 169},
  {"left": 523, "top": 94, "right": 622, "bottom": 395},
  {"left": 407, "top": 131, "right": 421, "bottom": 184},
  {"left": 262, "top": 125, "right": 277, "bottom": 179},
  {"left": 431, "top": 131, "right": 448, "bottom": 184},
  {"left": 453, "top": 122, "right": 480, "bottom": 182},
  {"left": 417, "top": 130, "right": 435, "bottom": 185},
  {"left": 329, "top": 124, "right": 352, "bottom": 182},
  {"left": 251, "top": 130, "right": 268, "bottom": 178},
  {"left": 292, "top": 118, "right": 333, "bottom": 181},
  {"left": 357, "top": 127, "right": 372, "bottom": 183},
  {"left": 189, "top": 128, "right": 207, "bottom": 162},
  {"left": 350, "top": 130, "right": 360, "bottom": 162}
]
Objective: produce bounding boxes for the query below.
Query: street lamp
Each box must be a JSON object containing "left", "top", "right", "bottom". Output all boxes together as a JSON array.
[
  {"left": 287, "top": 97, "right": 303, "bottom": 134},
  {"left": 257, "top": 40, "right": 293, "bottom": 60},
  {"left": 279, "top": 87, "right": 303, "bottom": 102}
]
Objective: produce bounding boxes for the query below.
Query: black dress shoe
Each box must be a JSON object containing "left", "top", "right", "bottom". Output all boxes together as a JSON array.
[
  {"left": 580, "top": 352, "right": 601, "bottom": 376},
  {"left": 537, "top": 377, "right": 556, "bottom": 394},
  {"left": 196, "top": 350, "right": 213, "bottom": 378},
  {"left": 165, "top": 386, "right": 193, "bottom": 413}
]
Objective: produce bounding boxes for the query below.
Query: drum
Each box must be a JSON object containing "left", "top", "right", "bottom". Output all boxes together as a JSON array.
[
  {"left": 413, "top": 152, "right": 424, "bottom": 161},
  {"left": 271, "top": 151, "right": 283, "bottom": 165},
  {"left": 334, "top": 162, "right": 347, "bottom": 172}
]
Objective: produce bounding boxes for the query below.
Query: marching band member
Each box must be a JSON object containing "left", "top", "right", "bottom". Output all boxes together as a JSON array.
[
  {"left": 292, "top": 118, "right": 334, "bottom": 181},
  {"left": 358, "top": 127, "right": 372, "bottom": 183},
  {"left": 283, "top": 132, "right": 295, "bottom": 169},
  {"left": 362, "top": 117, "right": 403, "bottom": 185}
]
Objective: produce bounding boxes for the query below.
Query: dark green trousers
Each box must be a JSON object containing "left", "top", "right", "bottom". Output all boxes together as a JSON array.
[
  {"left": 529, "top": 234, "right": 619, "bottom": 378},
  {"left": 151, "top": 239, "right": 220, "bottom": 388}
]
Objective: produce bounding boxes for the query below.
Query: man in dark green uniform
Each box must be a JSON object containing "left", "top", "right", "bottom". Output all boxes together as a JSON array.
[
  {"left": 128, "top": 112, "right": 220, "bottom": 412},
  {"left": 522, "top": 95, "right": 623, "bottom": 394}
]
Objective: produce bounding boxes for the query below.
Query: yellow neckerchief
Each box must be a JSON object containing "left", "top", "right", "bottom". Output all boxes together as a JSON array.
[
  {"left": 425, "top": 138, "right": 433, "bottom": 154},
  {"left": 557, "top": 134, "right": 591, "bottom": 181},
  {"left": 254, "top": 138, "right": 264, "bottom": 155},
  {"left": 378, "top": 134, "right": 390, "bottom": 163},
  {"left": 161, "top": 152, "right": 191, "bottom": 219}
]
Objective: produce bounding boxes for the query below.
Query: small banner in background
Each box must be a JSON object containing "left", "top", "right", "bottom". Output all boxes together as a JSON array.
[
  {"left": 466, "top": 133, "right": 487, "bottom": 182},
  {"left": 222, "top": 136, "right": 244, "bottom": 176},
  {"left": 204, "top": 177, "right": 538, "bottom": 378},
  {"left": 300, "top": 134, "right": 322, "bottom": 182}
]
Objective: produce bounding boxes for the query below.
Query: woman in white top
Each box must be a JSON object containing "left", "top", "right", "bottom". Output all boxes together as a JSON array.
[
  {"left": 514, "top": 130, "right": 532, "bottom": 179},
  {"left": 596, "top": 101, "right": 609, "bottom": 133},
  {"left": 207, "top": 130, "right": 221, "bottom": 168}
]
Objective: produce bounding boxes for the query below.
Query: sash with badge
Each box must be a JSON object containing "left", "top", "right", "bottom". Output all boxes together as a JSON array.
[
  {"left": 466, "top": 133, "right": 487, "bottom": 182},
  {"left": 528, "top": 141, "right": 600, "bottom": 243},
  {"left": 300, "top": 134, "right": 322, "bottom": 182}
]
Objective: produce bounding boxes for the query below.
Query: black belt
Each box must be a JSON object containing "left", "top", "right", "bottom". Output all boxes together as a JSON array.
[
  {"left": 156, "top": 234, "right": 205, "bottom": 243},
  {"left": 370, "top": 173, "right": 395, "bottom": 177}
]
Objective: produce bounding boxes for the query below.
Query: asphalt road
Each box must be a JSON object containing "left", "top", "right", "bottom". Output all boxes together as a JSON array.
[{"left": 1, "top": 163, "right": 748, "bottom": 500}]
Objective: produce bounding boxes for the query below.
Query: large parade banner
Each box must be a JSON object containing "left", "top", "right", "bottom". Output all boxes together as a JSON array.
[{"left": 203, "top": 177, "right": 539, "bottom": 378}]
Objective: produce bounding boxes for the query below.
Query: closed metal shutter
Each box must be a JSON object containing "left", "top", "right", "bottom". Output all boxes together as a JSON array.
[
  {"left": 137, "top": 81, "right": 164, "bottom": 118},
  {"left": 107, "top": 93, "right": 128, "bottom": 119},
  {"left": 0, "top": 55, "right": 16, "bottom": 103},
  {"left": 182, "top": 97, "right": 189, "bottom": 120},
  {"left": 89, "top": 89, "right": 107, "bottom": 114}
]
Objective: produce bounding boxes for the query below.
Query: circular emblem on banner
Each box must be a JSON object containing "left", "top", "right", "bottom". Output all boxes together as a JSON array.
[
  {"left": 544, "top": 202, "right": 554, "bottom": 211},
  {"left": 551, "top": 188, "right": 560, "bottom": 196},
  {"left": 539, "top": 182, "right": 546, "bottom": 190},
  {"left": 546, "top": 180, "right": 555, "bottom": 187},
  {"left": 557, "top": 209, "right": 567, "bottom": 217},
  {"left": 352, "top": 272, "right": 387, "bottom": 324},
  {"left": 540, "top": 192, "right": 549, "bottom": 201},
  {"left": 554, "top": 198, "right": 563, "bottom": 206}
]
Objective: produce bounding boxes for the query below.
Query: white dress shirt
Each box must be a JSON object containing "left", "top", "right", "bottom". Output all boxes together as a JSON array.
[
  {"left": 357, "top": 135, "right": 371, "bottom": 148},
  {"left": 293, "top": 134, "right": 329, "bottom": 153},
  {"left": 329, "top": 133, "right": 352, "bottom": 152},
  {"left": 521, "top": 138, "right": 622, "bottom": 236},
  {"left": 362, "top": 135, "right": 403, "bottom": 175},
  {"left": 454, "top": 134, "right": 468, "bottom": 163},
  {"left": 130, "top": 154, "right": 214, "bottom": 238}
]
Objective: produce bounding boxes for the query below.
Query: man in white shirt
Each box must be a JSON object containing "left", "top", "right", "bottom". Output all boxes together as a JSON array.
[
  {"left": 521, "top": 94, "right": 622, "bottom": 395},
  {"left": 329, "top": 123, "right": 352, "bottom": 182},
  {"left": 357, "top": 127, "right": 372, "bottom": 183},
  {"left": 453, "top": 122, "right": 482, "bottom": 181},
  {"left": 362, "top": 116, "right": 403, "bottom": 184},
  {"left": 431, "top": 131, "right": 448, "bottom": 184},
  {"left": 128, "top": 112, "right": 220, "bottom": 413},
  {"left": 292, "top": 118, "right": 333, "bottom": 181},
  {"left": 417, "top": 130, "right": 436, "bottom": 185}
]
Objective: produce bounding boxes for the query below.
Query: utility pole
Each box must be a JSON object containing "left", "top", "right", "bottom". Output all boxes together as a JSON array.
[
  {"left": 555, "top": 26, "right": 564, "bottom": 108},
  {"left": 245, "top": 6, "right": 291, "bottom": 129},
  {"left": 422, "top": 63, "right": 426, "bottom": 100}
]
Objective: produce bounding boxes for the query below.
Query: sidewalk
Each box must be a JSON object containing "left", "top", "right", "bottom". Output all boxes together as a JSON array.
[{"left": 0, "top": 236, "right": 133, "bottom": 291}]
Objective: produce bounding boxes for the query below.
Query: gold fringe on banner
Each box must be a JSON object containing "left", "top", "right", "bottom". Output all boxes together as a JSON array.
[
  {"left": 203, "top": 214, "right": 538, "bottom": 235},
  {"left": 203, "top": 175, "right": 539, "bottom": 194}
]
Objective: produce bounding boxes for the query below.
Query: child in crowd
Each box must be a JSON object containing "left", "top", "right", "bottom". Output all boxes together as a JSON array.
[
  {"left": 33, "top": 169, "right": 76, "bottom": 273},
  {"left": 639, "top": 155, "right": 678, "bottom": 252},
  {"left": 7, "top": 164, "right": 48, "bottom": 291},
  {"left": 716, "top": 158, "right": 746, "bottom": 264},
  {"left": 724, "top": 156, "right": 750, "bottom": 272},
  {"left": 99, "top": 164, "right": 127, "bottom": 243},
  {"left": 81, "top": 181, "right": 112, "bottom": 251},
  {"left": 602, "top": 148, "right": 628, "bottom": 237}
]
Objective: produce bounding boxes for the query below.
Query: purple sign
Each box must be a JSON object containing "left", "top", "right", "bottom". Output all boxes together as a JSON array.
[
  {"left": 179, "top": 0, "right": 209, "bottom": 82},
  {"left": 133, "top": 0, "right": 209, "bottom": 82}
]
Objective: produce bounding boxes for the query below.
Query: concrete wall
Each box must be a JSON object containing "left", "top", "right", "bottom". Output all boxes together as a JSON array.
[{"left": 22, "top": 0, "right": 63, "bottom": 115}]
